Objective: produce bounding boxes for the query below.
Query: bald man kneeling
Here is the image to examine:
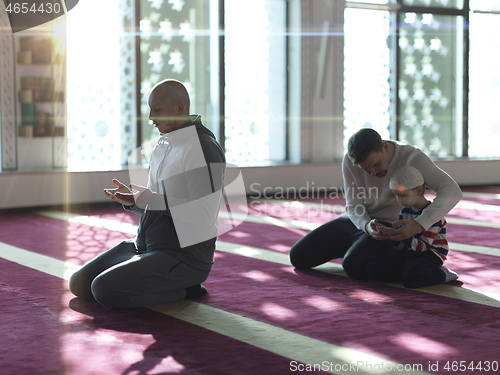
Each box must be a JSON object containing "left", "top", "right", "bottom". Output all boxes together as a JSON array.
[{"left": 69, "top": 79, "right": 226, "bottom": 308}]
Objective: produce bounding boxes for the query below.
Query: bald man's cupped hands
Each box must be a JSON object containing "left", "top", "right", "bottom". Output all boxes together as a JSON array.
[{"left": 104, "top": 178, "right": 152, "bottom": 207}]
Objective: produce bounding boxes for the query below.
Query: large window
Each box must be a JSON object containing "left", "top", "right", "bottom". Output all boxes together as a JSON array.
[
  {"left": 398, "top": 11, "right": 464, "bottom": 157},
  {"left": 403, "top": 0, "right": 463, "bottom": 8},
  {"left": 60, "top": 0, "right": 500, "bottom": 172},
  {"left": 138, "top": 0, "right": 217, "bottom": 160},
  {"left": 138, "top": 0, "right": 288, "bottom": 165},
  {"left": 345, "top": 0, "right": 500, "bottom": 159},
  {"left": 224, "top": 0, "right": 287, "bottom": 165},
  {"left": 468, "top": 0, "right": 500, "bottom": 157},
  {"left": 66, "top": 0, "right": 132, "bottom": 170},
  {"left": 344, "top": 6, "right": 395, "bottom": 149}
]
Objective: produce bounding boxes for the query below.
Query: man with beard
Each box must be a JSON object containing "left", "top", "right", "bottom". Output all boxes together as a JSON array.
[{"left": 289, "top": 128, "right": 462, "bottom": 282}]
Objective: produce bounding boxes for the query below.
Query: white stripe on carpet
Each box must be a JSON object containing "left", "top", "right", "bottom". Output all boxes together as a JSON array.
[
  {"left": 37, "top": 211, "right": 500, "bottom": 308},
  {"left": 446, "top": 217, "right": 500, "bottom": 229},
  {"left": 216, "top": 241, "right": 500, "bottom": 309},
  {"left": 250, "top": 199, "right": 500, "bottom": 229},
  {"left": 0, "top": 241, "right": 430, "bottom": 375},
  {"left": 461, "top": 191, "right": 500, "bottom": 200},
  {"left": 38, "top": 209, "right": 500, "bottom": 257},
  {"left": 455, "top": 199, "right": 500, "bottom": 213},
  {"left": 0, "top": 242, "right": 79, "bottom": 280},
  {"left": 150, "top": 301, "right": 431, "bottom": 375}
]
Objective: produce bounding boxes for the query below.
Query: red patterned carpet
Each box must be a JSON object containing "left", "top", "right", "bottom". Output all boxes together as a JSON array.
[{"left": 1, "top": 187, "right": 500, "bottom": 375}]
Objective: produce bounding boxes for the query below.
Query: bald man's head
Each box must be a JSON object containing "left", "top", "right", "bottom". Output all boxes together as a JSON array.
[
  {"left": 152, "top": 79, "right": 190, "bottom": 111},
  {"left": 148, "top": 79, "right": 191, "bottom": 134}
]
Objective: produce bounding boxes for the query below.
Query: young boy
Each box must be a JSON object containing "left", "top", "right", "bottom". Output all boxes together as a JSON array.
[{"left": 366, "top": 165, "right": 459, "bottom": 288}]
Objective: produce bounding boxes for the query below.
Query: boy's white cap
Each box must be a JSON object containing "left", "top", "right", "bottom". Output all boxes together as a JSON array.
[{"left": 390, "top": 165, "right": 424, "bottom": 191}]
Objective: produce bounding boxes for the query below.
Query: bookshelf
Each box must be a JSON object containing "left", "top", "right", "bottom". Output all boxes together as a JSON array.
[{"left": 14, "top": 31, "right": 67, "bottom": 170}]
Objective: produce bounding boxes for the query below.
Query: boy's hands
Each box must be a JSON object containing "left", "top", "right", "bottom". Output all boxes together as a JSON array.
[
  {"left": 383, "top": 219, "right": 424, "bottom": 241},
  {"left": 366, "top": 219, "right": 423, "bottom": 241},
  {"left": 366, "top": 219, "right": 394, "bottom": 240}
]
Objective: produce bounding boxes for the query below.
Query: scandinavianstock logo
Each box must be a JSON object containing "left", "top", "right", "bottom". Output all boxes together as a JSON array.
[
  {"left": 127, "top": 133, "right": 248, "bottom": 248},
  {"left": 2, "top": 1, "right": 79, "bottom": 33}
]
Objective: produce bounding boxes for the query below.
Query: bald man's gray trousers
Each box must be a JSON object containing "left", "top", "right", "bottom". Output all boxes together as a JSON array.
[{"left": 69, "top": 240, "right": 211, "bottom": 308}]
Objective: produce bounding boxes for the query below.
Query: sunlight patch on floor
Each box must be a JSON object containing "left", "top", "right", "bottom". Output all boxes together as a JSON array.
[{"left": 390, "top": 332, "right": 458, "bottom": 360}]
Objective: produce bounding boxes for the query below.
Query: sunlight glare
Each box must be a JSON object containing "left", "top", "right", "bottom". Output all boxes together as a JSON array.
[
  {"left": 346, "top": 289, "right": 394, "bottom": 304},
  {"left": 301, "top": 295, "right": 345, "bottom": 312},
  {"left": 226, "top": 231, "right": 250, "bottom": 238},
  {"left": 241, "top": 270, "right": 275, "bottom": 282},
  {"left": 390, "top": 332, "right": 457, "bottom": 360},
  {"left": 260, "top": 302, "right": 298, "bottom": 321}
]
